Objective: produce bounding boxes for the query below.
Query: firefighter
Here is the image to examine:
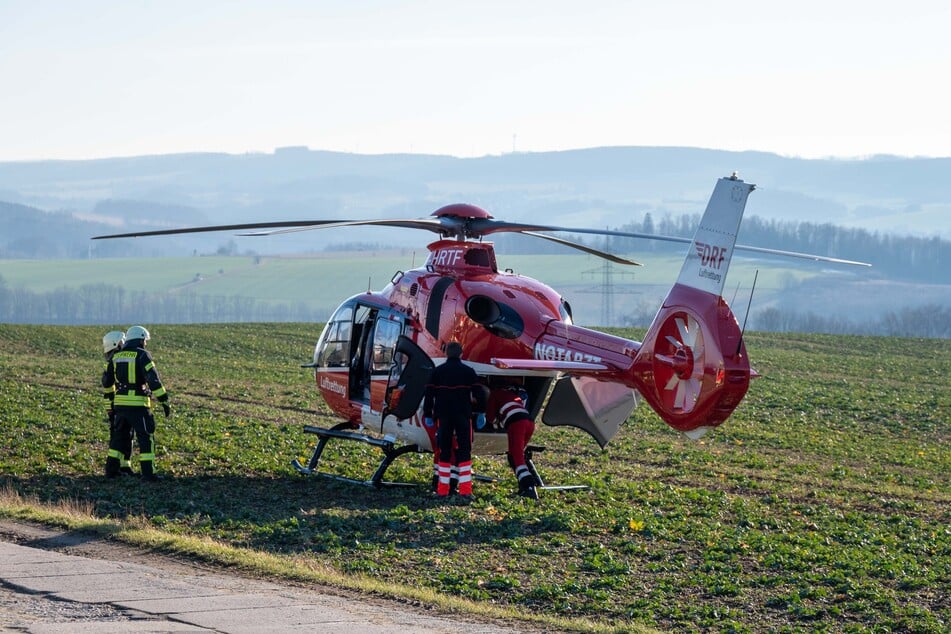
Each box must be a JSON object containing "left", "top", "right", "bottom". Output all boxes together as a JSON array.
[
  {"left": 101, "top": 330, "right": 135, "bottom": 476},
  {"left": 423, "top": 342, "right": 486, "bottom": 501},
  {"left": 487, "top": 379, "right": 538, "bottom": 499},
  {"left": 102, "top": 325, "right": 170, "bottom": 481}
]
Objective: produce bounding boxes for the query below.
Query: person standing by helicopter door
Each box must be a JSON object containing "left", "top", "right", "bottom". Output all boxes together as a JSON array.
[
  {"left": 102, "top": 325, "right": 170, "bottom": 481},
  {"left": 423, "top": 341, "right": 486, "bottom": 501},
  {"left": 101, "top": 330, "right": 136, "bottom": 476}
]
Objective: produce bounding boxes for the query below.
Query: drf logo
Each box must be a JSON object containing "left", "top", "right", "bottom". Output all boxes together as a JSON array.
[
  {"left": 695, "top": 242, "right": 728, "bottom": 269},
  {"left": 429, "top": 248, "right": 464, "bottom": 267}
]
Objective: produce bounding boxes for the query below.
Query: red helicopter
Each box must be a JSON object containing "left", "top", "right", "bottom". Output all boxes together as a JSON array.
[{"left": 94, "top": 174, "right": 869, "bottom": 490}]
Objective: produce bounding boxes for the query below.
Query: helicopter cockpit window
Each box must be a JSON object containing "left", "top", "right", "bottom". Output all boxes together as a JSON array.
[
  {"left": 560, "top": 298, "right": 574, "bottom": 324},
  {"left": 371, "top": 319, "right": 401, "bottom": 374},
  {"left": 315, "top": 305, "right": 353, "bottom": 367}
]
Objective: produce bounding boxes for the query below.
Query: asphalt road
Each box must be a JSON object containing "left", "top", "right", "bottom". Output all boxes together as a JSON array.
[{"left": 0, "top": 521, "right": 537, "bottom": 634}]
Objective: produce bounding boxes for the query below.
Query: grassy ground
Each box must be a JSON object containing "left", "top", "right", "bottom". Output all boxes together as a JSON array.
[{"left": 0, "top": 323, "right": 947, "bottom": 633}]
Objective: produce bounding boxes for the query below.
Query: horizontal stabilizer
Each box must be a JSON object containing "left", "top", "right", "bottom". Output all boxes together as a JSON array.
[{"left": 491, "top": 358, "right": 610, "bottom": 373}]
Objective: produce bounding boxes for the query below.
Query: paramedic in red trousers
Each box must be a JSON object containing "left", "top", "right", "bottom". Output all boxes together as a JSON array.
[
  {"left": 487, "top": 380, "right": 538, "bottom": 499},
  {"left": 102, "top": 325, "right": 170, "bottom": 481},
  {"left": 423, "top": 341, "right": 485, "bottom": 501}
]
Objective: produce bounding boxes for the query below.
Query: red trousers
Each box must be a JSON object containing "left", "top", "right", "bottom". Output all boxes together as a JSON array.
[{"left": 506, "top": 417, "right": 535, "bottom": 470}]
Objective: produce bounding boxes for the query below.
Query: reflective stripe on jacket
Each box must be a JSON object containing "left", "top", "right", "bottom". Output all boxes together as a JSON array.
[
  {"left": 487, "top": 388, "right": 531, "bottom": 429},
  {"left": 102, "top": 360, "right": 116, "bottom": 409},
  {"left": 103, "top": 346, "right": 167, "bottom": 409}
]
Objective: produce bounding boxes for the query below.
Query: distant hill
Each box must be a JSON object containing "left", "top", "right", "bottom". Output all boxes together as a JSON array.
[
  {"left": 1, "top": 147, "right": 949, "bottom": 249},
  {"left": 1, "top": 147, "right": 949, "bottom": 333}
]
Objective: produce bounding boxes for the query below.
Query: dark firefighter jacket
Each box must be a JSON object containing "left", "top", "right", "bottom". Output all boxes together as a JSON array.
[
  {"left": 423, "top": 357, "right": 485, "bottom": 422},
  {"left": 102, "top": 352, "right": 117, "bottom": 411},
  {"left": 102, "top": 342, "right": 168, "bottom": 409}
]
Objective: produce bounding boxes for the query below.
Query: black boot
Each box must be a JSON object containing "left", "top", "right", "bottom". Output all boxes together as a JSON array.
[
  {"left": 140, "top": 460, "right": 160, "bottom": 482},
  {"left": 517, "top": 474, "right": 539, "bottom": 500},
  {"left": 105, "top": 457, "right": 121, "bottom": 478}
]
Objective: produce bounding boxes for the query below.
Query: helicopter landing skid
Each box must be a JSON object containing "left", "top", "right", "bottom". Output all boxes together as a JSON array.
[
  {"left": 524, "top": 444, "right": 589, "bottom": 492},
  {"left": 291, "top": 423, "right": 422, "bottom": 488},
  {"left": 291, "top": 425, "right": 588, "bottom": 492}
]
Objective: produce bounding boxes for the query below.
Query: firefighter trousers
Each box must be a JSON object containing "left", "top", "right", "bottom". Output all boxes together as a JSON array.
[{"left": 106, "top": 407, "right": 157, "bottom": 478}]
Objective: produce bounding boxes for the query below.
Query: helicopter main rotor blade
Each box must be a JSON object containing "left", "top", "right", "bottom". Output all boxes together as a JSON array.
[
  {"left": 504, "top": 224, "right": 871, "bottom": 267},
  {"left": 447, "top": 218, "right": 871, "bottom": 266},
  {"left": 91, "top": 210, "right": 870, "bottom": 267},
  {"left": 725, "top": 244, "right": 871, "bottom": 266},
  {"left": 519, "top": 231, "right": 642, "bottom": 266},
  {"left": 238, "top": 218, "right": 447, "bottom": 236},
  {"left": 247, "top": 217, "right": 570, "bottom": 240},
  {"left": 91, "top": 220, "right": 355, "bottom": 240}
]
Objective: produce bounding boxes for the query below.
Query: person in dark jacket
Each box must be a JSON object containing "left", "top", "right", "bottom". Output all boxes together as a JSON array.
[
  {"left": 101, "top": 330, "right": 135, "bottom": 476},
  {"left": 101, "top": 325, "right": 170, "bottom": 481},
  {"left": 423, "top": 341, "right": 485, "bottom": 500}
]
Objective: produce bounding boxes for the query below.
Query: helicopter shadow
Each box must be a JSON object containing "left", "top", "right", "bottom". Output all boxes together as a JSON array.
[{"left": 2, "top": 472, "right": 570, "bottom": 555}]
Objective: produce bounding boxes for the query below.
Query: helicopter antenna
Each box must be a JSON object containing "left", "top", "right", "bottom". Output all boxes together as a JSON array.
[
  {"left": 730, "top": 279, "right": 742, "bottom": 305},
  {"left": 367, "top": 277, "right": 372, "bottom": 293},
  {"left": 736, "top": 269, "right": 758, "bottom": 357}
]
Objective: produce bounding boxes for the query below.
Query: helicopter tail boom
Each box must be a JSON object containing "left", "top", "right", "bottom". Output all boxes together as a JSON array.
[{"left": 494, "top": 176, "right": 756, "bottom": 440}]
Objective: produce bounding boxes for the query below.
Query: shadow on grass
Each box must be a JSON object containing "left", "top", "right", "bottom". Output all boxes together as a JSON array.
[{"left": 1, "top": 473, "right": 567, "bottom": 556}]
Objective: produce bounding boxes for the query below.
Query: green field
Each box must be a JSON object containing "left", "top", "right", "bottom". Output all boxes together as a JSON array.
[{"left": 1, "top": 324, "right": 947, "bottom": 632}]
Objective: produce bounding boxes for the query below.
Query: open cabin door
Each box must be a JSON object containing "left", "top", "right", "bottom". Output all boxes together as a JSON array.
[
  {"left": 542, "top": 376, "right": 639, "bottom": 448},
  {"left": 383, "top": 335, "right": 435, "bottom": 421}
]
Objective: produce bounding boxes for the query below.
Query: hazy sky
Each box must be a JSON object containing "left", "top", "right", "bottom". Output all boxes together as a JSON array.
[{"left": 2, "top": 1, "right": 949, "bottom": 161}]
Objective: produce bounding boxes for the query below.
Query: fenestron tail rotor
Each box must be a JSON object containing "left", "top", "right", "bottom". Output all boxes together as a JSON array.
[{"left": 653, "top": 312, "right": 706, "bottom": 413}]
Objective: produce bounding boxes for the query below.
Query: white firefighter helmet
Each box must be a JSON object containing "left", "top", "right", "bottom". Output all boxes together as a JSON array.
[
  {"left": 102, "top": 330, "right": 125, "bottom": 354},
  {"left": 126, "top": 325, "right": 151, "bottom": 342}
]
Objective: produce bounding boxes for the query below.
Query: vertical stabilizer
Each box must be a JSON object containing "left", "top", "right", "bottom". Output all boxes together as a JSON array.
[
  {"left": 631, "top": 174, "right": 755, "bottom": 436},
  {"left": 675, "top": 174, "right": 755, "bottom": 296}
]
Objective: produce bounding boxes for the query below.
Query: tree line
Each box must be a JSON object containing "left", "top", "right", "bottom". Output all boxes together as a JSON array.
[
  {"left": 614, "top": 213, "right": 949, "bottom": 283},
  {"left": 500, "top": 211, "right": 950, "bottom": 285},
  {"left": 752, "top": 304, "right": 950, "bottom": 339}
]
